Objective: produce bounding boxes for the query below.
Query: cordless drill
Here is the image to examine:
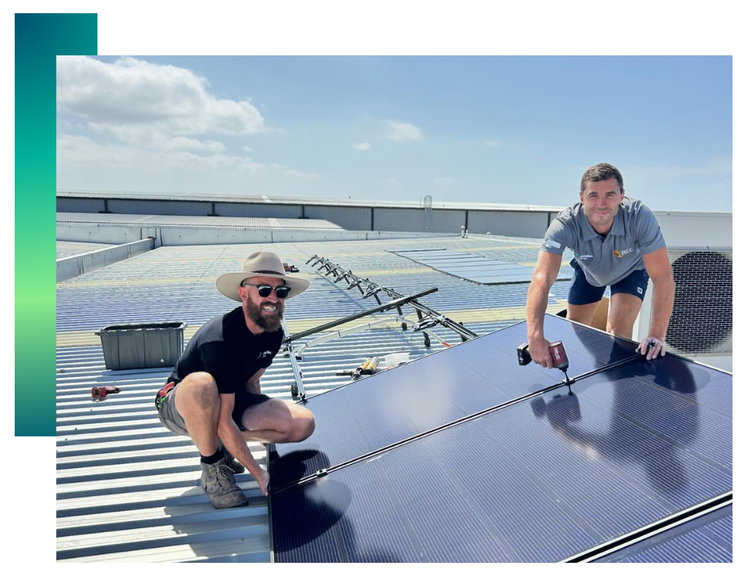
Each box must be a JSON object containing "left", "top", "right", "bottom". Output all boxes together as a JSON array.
[
  {"left": 91, "top": 386, "right": 120, "bottom": 401},
  {"left": 518, "top": 340, "right": 571, "bottom": 386}
]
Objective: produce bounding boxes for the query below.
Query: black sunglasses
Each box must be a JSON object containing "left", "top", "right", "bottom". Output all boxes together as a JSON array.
[{"left": 243, "top": 283, "right": 292, "bottom": 299}]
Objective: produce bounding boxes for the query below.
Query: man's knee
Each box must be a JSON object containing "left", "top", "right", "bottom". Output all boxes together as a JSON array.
[
  {"left": 607, "top": 319, "right": 635, "bottom": 339},
  {"left": 608, "top": 293, "right": 642, "bottom": 339},
  {"left": 177, "top": 372, "right": 220, "bottom": 408},
  {"left": 606, "top": 311, "right": 637, "bottom": 339},
  {"left": 292, "top": 412, "right": 315, "bottom": 442}
]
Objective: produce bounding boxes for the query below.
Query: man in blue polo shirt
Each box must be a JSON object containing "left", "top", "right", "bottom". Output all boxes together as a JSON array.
[{"left": 526, "top": 163, "right": 675, "bottom": 367}]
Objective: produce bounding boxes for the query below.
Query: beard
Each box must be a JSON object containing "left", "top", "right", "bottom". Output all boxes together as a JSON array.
[{"left": 245, "top": 298, "right": 284, "bottom": 332}]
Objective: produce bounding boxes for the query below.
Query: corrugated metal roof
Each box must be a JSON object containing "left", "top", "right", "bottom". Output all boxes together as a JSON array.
[{"left": 56, "top": 236, "right": 573, "bottom": 562}]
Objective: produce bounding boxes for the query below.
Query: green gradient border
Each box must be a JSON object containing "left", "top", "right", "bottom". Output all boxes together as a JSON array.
[{"left": 15, "top": 14, "right": 97, "bottom": 436}]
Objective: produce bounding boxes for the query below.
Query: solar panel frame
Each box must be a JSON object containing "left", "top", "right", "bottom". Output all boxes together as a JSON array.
[{"left": 585, "top": 500, "right": 732, "bottom": 563}]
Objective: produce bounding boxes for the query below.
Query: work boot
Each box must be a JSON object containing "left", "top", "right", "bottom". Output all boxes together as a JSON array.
[
  {"left": 200, "top": 462, "right": 249, "bottom": 509},
  {"left": 218, "top": 447, "right": 245, "bottom": 474}
]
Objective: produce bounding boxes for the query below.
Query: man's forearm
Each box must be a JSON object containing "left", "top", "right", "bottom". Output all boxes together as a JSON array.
[
  {"left": 527, "top": 278, "right": 552, "bottom": 340},
  {"left": 217, "top": 420, "right": 264, "bottom": 477},
  {"left": 648, "top": 276, "right": 675, "bottom": 340}
]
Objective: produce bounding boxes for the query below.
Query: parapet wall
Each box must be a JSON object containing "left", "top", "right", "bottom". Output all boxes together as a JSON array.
[{"left": 56, "top": 238, "right": 155, "bottom": 282}]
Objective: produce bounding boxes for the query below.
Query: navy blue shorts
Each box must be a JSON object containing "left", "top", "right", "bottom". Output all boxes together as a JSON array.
[{"left": 567, "top": 257, "right": 650, "bottom": 305}]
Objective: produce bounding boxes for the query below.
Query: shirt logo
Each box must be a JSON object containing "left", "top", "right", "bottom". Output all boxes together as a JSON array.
[
  {"left": 544, "top": 239, "right": 561, "bottom": 249},
  {"left": 613, "top": 248, "right": 634, "bottom": 258},
  {"left": 257, "top": 350, "right": 273, "bottom": 359},
  {"left": 578, "top": 254, "right": 593, "bottom": 260}
]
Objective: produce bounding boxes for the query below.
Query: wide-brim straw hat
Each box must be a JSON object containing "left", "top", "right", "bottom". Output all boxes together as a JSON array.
[{"left": 216, "top": 251, "right": 310, "bottom": 302}]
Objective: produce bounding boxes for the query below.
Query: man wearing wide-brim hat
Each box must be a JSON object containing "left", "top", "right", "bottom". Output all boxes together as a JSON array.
[{"left": 154, "top": 251, "right": 315, "bottom": 507}]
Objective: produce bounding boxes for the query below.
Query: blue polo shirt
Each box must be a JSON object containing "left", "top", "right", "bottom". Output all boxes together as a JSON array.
[{"left": 540, "top": 198, "right": 666, "bottom": 287}]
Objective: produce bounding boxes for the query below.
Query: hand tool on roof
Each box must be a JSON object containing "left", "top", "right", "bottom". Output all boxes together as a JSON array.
[
  {"left": 336, "top": 357, "right": 380, "bottom": 380},
  {"left": 518, "top": 340, "right": 572, "bottom": 390},
  {"left": 91, "top": 386, "right": 120, "bottom": 402},
  {"left": 362, "top": 357, "right": 380, "bottom": 374}
]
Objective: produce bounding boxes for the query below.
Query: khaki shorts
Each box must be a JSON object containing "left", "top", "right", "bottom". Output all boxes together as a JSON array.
[
  {"left": 155, "top": 381, "right": 190, "bottom": 436},
  {"left": 155, "top": 380, "right": 272, "bottom": 434}
]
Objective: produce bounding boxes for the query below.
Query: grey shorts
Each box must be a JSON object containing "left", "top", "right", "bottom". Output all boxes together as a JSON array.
[
  {"left": 155, "top": 381, "right": 272, "bottom": 434},
  {"left": 156, "top": 382, "right": 190, "bottom": 436}
]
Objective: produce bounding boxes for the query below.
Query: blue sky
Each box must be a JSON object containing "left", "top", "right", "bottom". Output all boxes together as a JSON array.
[{"left": 56, "top": 55, "right": 732, "bottom": 211}]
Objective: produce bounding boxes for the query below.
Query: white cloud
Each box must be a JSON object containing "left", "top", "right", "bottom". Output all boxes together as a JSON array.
[
  {"left": 352, "top": 142, "right": 371, "bottom": 151},
  {"left": 56, "top": 135, "right": 146, "bottom": 168},
  {"left": 56, "top": 56, "right": 265, "bottom": 136},
  {"left": 54, "top": 57, "right": 322, "bottom": 187},
  {"left": 57, "top": 134, "right": 315, "bottom": 179},
  {"left": 387, "top": 178, "right": 401, "bottom": 186},
  {"left": 434, "top": 176, "right": 456, "bottom": 186},
  {"left": 386, "top": 120, "right": 423, "bottom": 142},
  {"left": 169, "top": 137, "right": 226, "bottom": 153},
  {"left": 57, "top": 134, "right": 241, "bottom": 171},
  {"left": 88, "top": 123, "right": 226, "bottom": 153}
]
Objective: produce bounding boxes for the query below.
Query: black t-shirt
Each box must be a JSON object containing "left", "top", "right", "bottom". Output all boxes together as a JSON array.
[{"left": 159, "top": 306, "right": 283, "bottom": 426}]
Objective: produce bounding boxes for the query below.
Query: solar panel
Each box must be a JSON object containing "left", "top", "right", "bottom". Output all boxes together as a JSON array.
[
  {"left": 389, "top": 249, "right": 572, "bottom": 285},
  {"left": 269, "top": 315, "right": 732, "bottom": 562},
  {"left": 270, "top": 316, "right": 639, "bottom": 488}
]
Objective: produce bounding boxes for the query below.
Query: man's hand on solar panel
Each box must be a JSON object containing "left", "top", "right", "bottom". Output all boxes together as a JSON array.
[{"left": 636, "top": 335, "right": 666, "bottom": 361}]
